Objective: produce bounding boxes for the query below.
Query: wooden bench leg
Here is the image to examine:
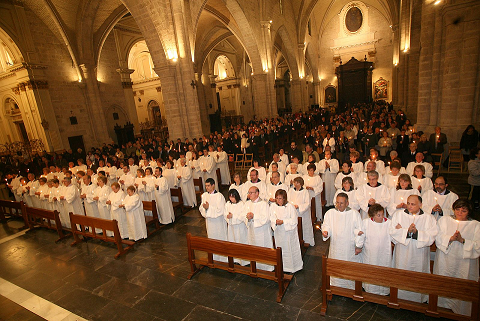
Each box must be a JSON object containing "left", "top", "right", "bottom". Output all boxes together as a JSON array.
[{"left": 320, "top": 255, "right": 328, "bottom": 315}]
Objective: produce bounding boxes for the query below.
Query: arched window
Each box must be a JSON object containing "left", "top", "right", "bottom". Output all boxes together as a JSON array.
[
  {"left": 128, "top": 40, "right": 158, "bottom": 82},
  {"left": 214, "top": 55, "right": 235, "bottom": 80}
]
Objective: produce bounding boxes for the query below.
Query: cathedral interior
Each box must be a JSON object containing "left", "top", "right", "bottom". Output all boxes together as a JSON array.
[{"left": 0, "top": 0, "right": 479, "bottom": 320}]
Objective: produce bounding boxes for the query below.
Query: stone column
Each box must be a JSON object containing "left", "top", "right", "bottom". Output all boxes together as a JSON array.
[
  {"left": 116, "top": 68, "right": 140, "bottom": 135},
  {"left": 195, "top": 73, "right": 211, "bottom": 134},
  {"left": 251, "top": 73, "right": 277, "bottom": 119},
  {"left": 79, "top": 64, "right": 111, "bottom": 145},
  {"left": 313, "top": 80, "right": 321, "bottom": 105},
  {"left": 290, "top": 78, "right": 304, "bottom": 112}
]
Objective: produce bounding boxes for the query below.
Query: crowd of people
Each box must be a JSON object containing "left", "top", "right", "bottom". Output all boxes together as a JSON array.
[{"left": 1, "top": 101, "right": 479, "bottom": 316}]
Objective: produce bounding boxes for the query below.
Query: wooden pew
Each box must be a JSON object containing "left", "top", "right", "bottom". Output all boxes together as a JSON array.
[
  {"left": 186, "top": 233, "right": 293, "bottom": 303},
  {"left": 142, "top": 200, "right": 162, "bottom": 236},
  {"left": 296, "top": 216, "right": 308, "bottom": 256},
  {"left": 216, "top": 168, "right": 222, "bottom": 188},
  {"left": 170, "top": 187, "right": 185, "bottom": 215},
  {"left": 193, "top": 178, "right": 203, "bottom": 204},
  {"left": 0, "top": 199, "right": 26, "bottom": 225},
  {"left": 69, "top": 212, "right": 135, "bottom": 259},
  {"left": 22, "top": 203, "right": 68, "bottom": 242},
  {"left": 320, "top": 255, "right": 480, "bottom": 320}
]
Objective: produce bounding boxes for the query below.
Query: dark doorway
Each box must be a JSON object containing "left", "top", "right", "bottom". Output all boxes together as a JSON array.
[
  {"left": 336, "top": 57, "right": 373, "bottom": 112},
  {"left": 15, "top": 121, "right": 29, "bottom": 142},
  {"left": 68, "top": 135, "right": 85, "bottom": 153}
]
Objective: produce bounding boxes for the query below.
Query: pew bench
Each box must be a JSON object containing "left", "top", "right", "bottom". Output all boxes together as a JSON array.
[
  {"left": 186, "top": 233, "right": 293, "bottom": 303},
  {"left": 0, "top": 199, "right": 26, "bottom": 225},
  {"left": 142, "top": 200, "right": 162, "bottom": 236},
  {"left": 69, "top": 213, "right": 135, "bottom": 259},
  {"left": 170, "top": 187, "right": 185, "bottom": 216},
  {"left": 320, "top": 255, "right": 480, "bottom": 321},
  {"left": 22, "top": 203, "right": 69, "bottom": 242}
]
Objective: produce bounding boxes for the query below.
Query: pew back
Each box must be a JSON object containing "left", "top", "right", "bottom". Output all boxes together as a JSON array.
[
  {"left": 0, "top": 199, "right": 25, "bottom": 224},
  {"left": 22, "top": 203, "right": 67, "bottom": 242},
  {"left": 142, "top": 200, "right": 162, "bottom": 236},
  {"left": 321, "top": 256, "right": 480, "bottom": 320},
  {"left": 69, "top": 213, "right": 134, "bottom": 258}
]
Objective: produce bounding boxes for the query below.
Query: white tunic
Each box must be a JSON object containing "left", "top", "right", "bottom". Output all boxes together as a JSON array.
[
  {"left": 411, "top": 176, "right": 433, "bottom": 196},
  {"left": 143, "top": 175, "right": 156, "bottom": 202},
  {"left": 154, "top": 176, "right": 175, "bottom": 224},
  {"left": 389, "top": 209, "right": 437, "bottom": 302},
  {"left": 123, "top": 193, "right": 147, "bottom": 241},
  {"left": 162, "top": 168, "right": 178, "bottom": 189},
  {"left": 286, "top": 163, "right": 304, "bottom": 176},
  {"left": 322, "top": 208, "right": 363, "bottom": 289},
  {"left": 266, "top": 182, "right": 289, "bottom": 202},
  {"left": 199, "top": 191, "right": 228, "bottom": 242},
  {"left": 119, "top": 173, "right": 135, "bottom": 191},
  {"left": 284, "top": 173, "right": 301, "bottom": 188},
  {"left": 406, "top": 161, "right": 433, "bottom": 178},
  {"left": 356, "top": 217, "right": 393, "bottom": 295},
  {"left": 215, "top": 151, "right": 231, "bottom": 185},
  {"left": 83, "top": 183, "right": 101, "bottom": 232},
  {"left": 386, "top": 188, "right": 420, "bottom": 217},
  {"left": 333, "top": 189, "right": 360, "bottom": 212},
  {"left": 334, "top": 172, "right": 356, "bottom": 190},
  {"left": 268, "top": 161, "right": 287, "bottom": 177},
  {"left": 383, "top": 173, "right": 401, "bottom": 189},
  {"left": 199, "top": 155, "right": 218, "bottom": 187},
  {"left": 356, "top": 172, "right": 384, "bottom": 186},
  {"left": 266, "top": 171, "right": 285, "bottom": 184},
  {"left": 318, "top": 159, "right": 339, "bottom": 207},
  {"left": 244, "top": 199, "right": 274, "bottom": 271},
  {"left": 242, "top": 180, "right": 267, "bottom": 202},
  {"left": 356, "top": 183, "right": 391, "bottom": 219},
  {"left": 134, "top": 177, "right": 148, "bottom": 202},
  {"left": 270, "top": 202, "right": 303, "bottom": 273},
  {"left": 288, "top": 188, "right": 314, "bottom": 246},
  {"left": 224, "top": 201, "right": 248, "bottom": 265},
  {"left": 302, "top": 174, "right": 324, "bottom": 221},
  {"left": 108, "top": 190, "right": 128, "bottom": 239},
  {"left": 176, "top": 165, "right": 196, "bottom": 207},
  {"left": 363, "top": 159, "right": 386, "bottom": 175},
  {"left": 351, "top": 161, "right": 364, "bottom": 182},
  {"left": 433, "top": 216, "right": 480, "bottom": 315},
  {"left": 95, "top": 185, "right": 112, "bottom": 220},
  {"left": 229, "top": 183, "right": 244, "bottom": 198},
  {"left": 247, "top": 166, "right": 267, "bottom": 182},
  {"left": 422, "top": 190, "right": 459, "bottom": 220},
  {"left": 60, "top": 184, "right": 84, "bottom": 229}
]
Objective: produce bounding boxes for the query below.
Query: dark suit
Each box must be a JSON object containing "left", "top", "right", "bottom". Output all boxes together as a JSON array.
[
  {"left": 429, "top": 133, "right": 447, "bottom": 154},
  {"left": 402, "top": 150, "right": 417, "bottom": 167}
]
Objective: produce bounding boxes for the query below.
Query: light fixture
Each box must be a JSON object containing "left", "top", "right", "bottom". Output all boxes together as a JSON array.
[
  {"left": 269, "top": 20, "right": 272, "bottom": 23},
  {"left": 78, "top": 78, "right": 82, "bottom": 83},
  {"left": 434, "top": 0, "right": 441, "bottom": 4},
  {"left": 264, "top": 68, "right": 269, "bottom": 73}
]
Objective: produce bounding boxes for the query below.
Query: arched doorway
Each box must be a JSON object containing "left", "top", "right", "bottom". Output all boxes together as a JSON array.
[
  {"left": 0, "top": 97, "right": 27, "bottom": 143},
  {"left": 147, "top": 100, "right": 162, "bottom": 127}
]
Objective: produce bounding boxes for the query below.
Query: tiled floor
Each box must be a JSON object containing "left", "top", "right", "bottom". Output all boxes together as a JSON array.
[{"left": 0, "top": 172, "right": 472, "bottom": 320}]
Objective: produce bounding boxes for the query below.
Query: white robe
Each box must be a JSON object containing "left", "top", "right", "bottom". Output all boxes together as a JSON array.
[
  {"left": 389, "top": 209, "right": 437, "bottom": 302},
  {"left": 119, "top": 173, "right": 135, "bottom": 191},
  {"left": 383, "top": 173, "right": 401, "bottom": 189},
  {"left": 83, "top": 183, "right": 101, "bottom": 233},
  {"left": 266, "top": 171, "right": 285, "bottom": 184},
  {"left": 176, "top": 165, "right": 196, "bottom": 207},
  {"left": 143, "top": 175, "right": 156, "bottom": 202},
  {"left": 189, "top": 160, "right": 202, "bottom": 180},
  {"left": 265, "top": 182, "right": 289, "bottom": 202},
  {"left": 60, "top": 184, "right": 84, "bottom": 229},
  {"left": 334, "top": 172, "right": 356, "bottom": 190},
  {"left": 356, "top": 217, "right": 393, "bottom": 295},
  {"left": 215, "top": 151, "right": 231, "bottom": 185},
  {"left": 162, "top": 168, "right": 178, "bottom": 189},
  {"left": 134, "top": 177, "right": 148, "bottom": 202},
  {"left": 284, "top": 173, "right": 301, "bottom": 188},
  {"left": 241, "top": 180, "right": 267, "bottom": 202},
  {"left": 318, "top": 159, "right": 339, "bottom": 207},
  {"left": 356, "top": 183, "right": 391, "bottom": 219},
  {"left": 154, "top": 176, "right": 175, "bottom": 224},
  {"left": 351, "top": 161, "right": 364, "bottom": 182},
  {"left": 422, "top": 190, "right": 459, "bottom": 220},
  {"left": 229, "top": 183, "right": 244, "bottom": 198},
  {"left": 224, "top": 201, "right": 248, "bottom": 265},
  {"left": 95, "top": 185, "right": 112, "bottom": 237},
  {"left": 244, "top": 199, "right": 274, "bottom": 271},
  {"left": 37, "top": 184, "right": 49, "bottom": 209},
  {"left": 302, "top": 174, "right": 324, "bottom": 221},
  {"left": 411, "top": 176, "right": 433, "bottom": 196},
  {"left": 286, "top": 163, "right": 304, "bottom": 176},
  {"left": 288, "top": 188, "right": 314, "bottom": 246},
  {"left": 406, "top": 161, "right": 433, "bottom": 178},
  {"left": 363, "top": 159, "right": 386, "bottom": 175},
  {"left": 199, "top": 155, "right": 218, "bottom": 187},
  {"left": 199, "top": 191, "right": 228, "bottom": 262},
  {"left": 386, "top": 188, "right": 420, "bottom": 217},
  {"left": 108, "top": 190, "right": 128, "bottom": 239},
  {"left": 247, "top": 167, "right": 267, "bottom": 182},
  {"left": 270, "top": 203, "right": 303, "bottom": 273},
  {"left": 433, "top": 216, "right": 480, "bottom": 315},
  {"left": 123, "top": 193, "right": 147, "bottom": 241},
  {"left": 333, "top": 189, "right": 360, "bottom": 212},
  {"left": 356, "top": 172, "right": 384, "bottom": 187},
  {"left": 322, "top": 208, "right": 362, "bottom": 289}
]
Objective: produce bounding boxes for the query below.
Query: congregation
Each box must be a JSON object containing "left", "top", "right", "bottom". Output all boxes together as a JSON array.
[{"left": 1, "top": 101, "right": 480, "bottom": 317}]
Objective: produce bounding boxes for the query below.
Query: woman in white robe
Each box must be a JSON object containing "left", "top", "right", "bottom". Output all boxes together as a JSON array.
[
  {"left": 176, "top": 159, "right": 196, "bottom": 207},
  {"left": 107, "top": 182, "right": 128, "bottom": 239},
  {"left": 270, "top": 189, "right": 303, "bottom": 273},
  {"left": 162, "top": 161, "right": 178, "bottom": 189},
  {"left": 288, "top": 177, "right": 314, "bottom": 246},
  {"left": 349, "top": 151, "right": 364, "bottom": 183},
  {"left": 410, "top": 165, "right": 433, "bottom": 196},
  {"left": 229, "top": 172, "right": 244, "bottom": 197},
  {"left": 224, "top": 189, "right": 248, "bottom": 265},
  {"left": 386, "top": 174, "right": 420, "bottom": 216},
  {"left": 383, "top": 161, "right": 403, "bottom": 189},
  {"left": 48, "top": 180, "right": 61, "bottom": 217},
  {"left": 60, "top": 177, "right": 84, "bottom": 229},
  {"left": 302, "top": 164, "right": 324, "bottom": 222},
  {"left": 134, "top": 169, "right": 147, "bottom": 202},
  {"left": 355, "top": 204, "right": 393, "bottom": 295},
  {"left": 143, "top": 167, "right": 156, "bottom": 202},
  {"left": 105, "top": 162, "right": 117, "bottom": 186},
  {"left": 333, "top": 177, "right": 359, "bottom": 211},
  {"left": 334, "top": 160, "right": 356, "bottom": 190},
  {"left": 154, "top": 167, "right": 175, "bottom": 224},
  {"left": 433, "top": 199, "right": 480, "bottom": 316},
  {"left": 81, "top": 175, "right": 101, "bottom": 233},
  {"left": 120, "top": 186, "right": 147, "bottom": 241},
  {"left": 284, "top": 163, "right": 301, "bottom": 189},
  {"left": 318, "top": 151, "right": 339, "bottom": 207},
  {"left": 94, "top": 177, "right": 112, "bottom": 222},
  {"left": 215, "top": 147, "right": 231, "bottom": 185},
  {"left": 190, "top": 152, "right": 202, "bottom": 180}
]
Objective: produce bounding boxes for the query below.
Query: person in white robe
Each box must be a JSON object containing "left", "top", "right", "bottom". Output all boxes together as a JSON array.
[
  {"left": 356, "top": 171, "right": 390, "bottom": 219},
  {"left": 270, "top": 189, "right": 303, "bottom": 273},
  {"left": 242, "top": 169, "right": 267, "bottom": 201},
  {"left": 422, "top": 176, "right": 459, "bottom": 220},
  {"left": 127, "top": 158, "right": 138, "bottom": 176},
  {"left": 154, "top": 167, "right": 175, "bottom": 224},
  {"left": 118, "top": 166, "right": 135, "bottom": 192},
  {"left": 284, "top": 163, "right": 301, "bottom": 189},
  {"left": 410, "top": 165, "right": 433, "bottom": 196},
  {"left": 189, "top": 152, "right": 202, "bottom": 180},
  {"left": 363, "top": 149, "right": 385, "bottom": 175},
  {"left": 246, "top": 160, "right": 267, "bottom": 182},
  {"left": 119, "top": 186, "right": 147, "bottom": 241},
  {"left": 107, "top": 182, "right": 128, "bottom": 239},
  {"left": 74, "top": 159, "right": 87, "bottom": 177},
  {"left": 389, "top": 195, "right": 437, "bottom": 302},
  {"left": 81, "top": 175, "right": 102, "bottom": 233},
  {"left": 139, "top": 153, "right": 150, "bottom": 169},
  {"left": 6, "top": 173, "right": 22, "bottom": 202},
  {"left": 383, "top": 161, "right": 402, "bottom": 189},
  {"left": 49, "top": 179, "right": 62, "bottom": 217},
  {"left": 268, "top": 153, "right": 287, "bottom": 177},
  {"left": 355, "top": 204, "right": 393, "bottom": 295},
  {"left": 286, "top": 156, "right": 304, "bottom": 176},
  {"left": 266, "top": 163, "right": 285, "bottom": 183},
  {"left": 318, "top": 151, "right": 339, "bottom": 207},
  {"left": 349, "top": 151, "right": 364, "bottom": 183},
  {"left": 302, "top": 155, "right": 319, "bottom": 176},
  {"left": 35, "top": 177, "right": 48, "bottom": 209},
  {"left": 60, "top": 177, "right": 84, "bottom": 229},
  {"left": 25, "top": 173, "right": 39, "bottom": 208},
  {"left": 334, "top": 160, "right": 356, "bottom": 190},
  {"left": 357, "top": 161, "right": 384, "bottom": 187},
  {"left": 42, "top": 180, "right": 54, "bottom": 211},
  {"left": 224, "top": 189, "right": 248, "bottom": 265},
  {"left": 322, "top": 193, "right": 363, "bottom": 289},
  {"left": 199, "top": 148, "right": 218, "bottom": 188},
  {"left": 105, "top": 162, "right": 118, "bottom": 185},
  {"left": 302, "top": 163, "right": 324, "bottom": 222},
  {"left": 143, "top": 167, "right": 156, "bottom": 203},
  {"left": 244, "top": 186, "right": 274, "bottom": 271},
  {"left": 433, "top": 199, "right": 480, "bottom": 316},
  {"left": 386, "top": 174, "right": 420, "bottom": 217},
  {"left": 215, "top": 146, "right": 231, "bottom": 185},
  {"left": 16, "top": 178, "right": 29, "bottom": 205},
  {"left": 134, "top": 168, "right": 148, "bottom": 202},
  {"left": 162, "top": 161, "right": 178, "bottom": 189},
  {"left": 199, "top": 178, "right": 227, "bottom": 262},
  {"left": 333, "top": 177, "right": 359, "bottom": 211},
  {"left": 279, "top": 149, "right": 289, "bottom": 166},
  {"left": 176, "top": 158, "right": 196, "bottom": 207},
  {"left": 288, "top": 176, "right": 314, "bottom": 246},
  {"left": 93, "top": 177, "right": 113, "bottom": 236},
  {"left": 406, "top": 153, "right": 434, "bottom": 178},
  {"left": 266, "top": 172, "right": 289, "bottom": 203},
  {"left": 229, "top": 172, "right": 244, "bottom": 197}
]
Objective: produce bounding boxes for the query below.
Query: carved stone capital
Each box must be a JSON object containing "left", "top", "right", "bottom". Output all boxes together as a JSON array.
[
  {"left": 122, "top": 81, "right": 133, "bottom": 89},
  {"left": 11, "top": 86, "right": 20, "bottom": 95},
  {"left": 156, "top": 86, "right": 162, "bottom": 92}
]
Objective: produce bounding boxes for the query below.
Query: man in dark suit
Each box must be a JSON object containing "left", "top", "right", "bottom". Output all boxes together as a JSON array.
[
  {"left": 429, "top": 127, "right": 448, "bottom": 154},
  {"left": 401, "top": 142, "right": 418, "bottom": 167},
  {"left": 396, "top": 129, "right": 410, "bottom": 155}
]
